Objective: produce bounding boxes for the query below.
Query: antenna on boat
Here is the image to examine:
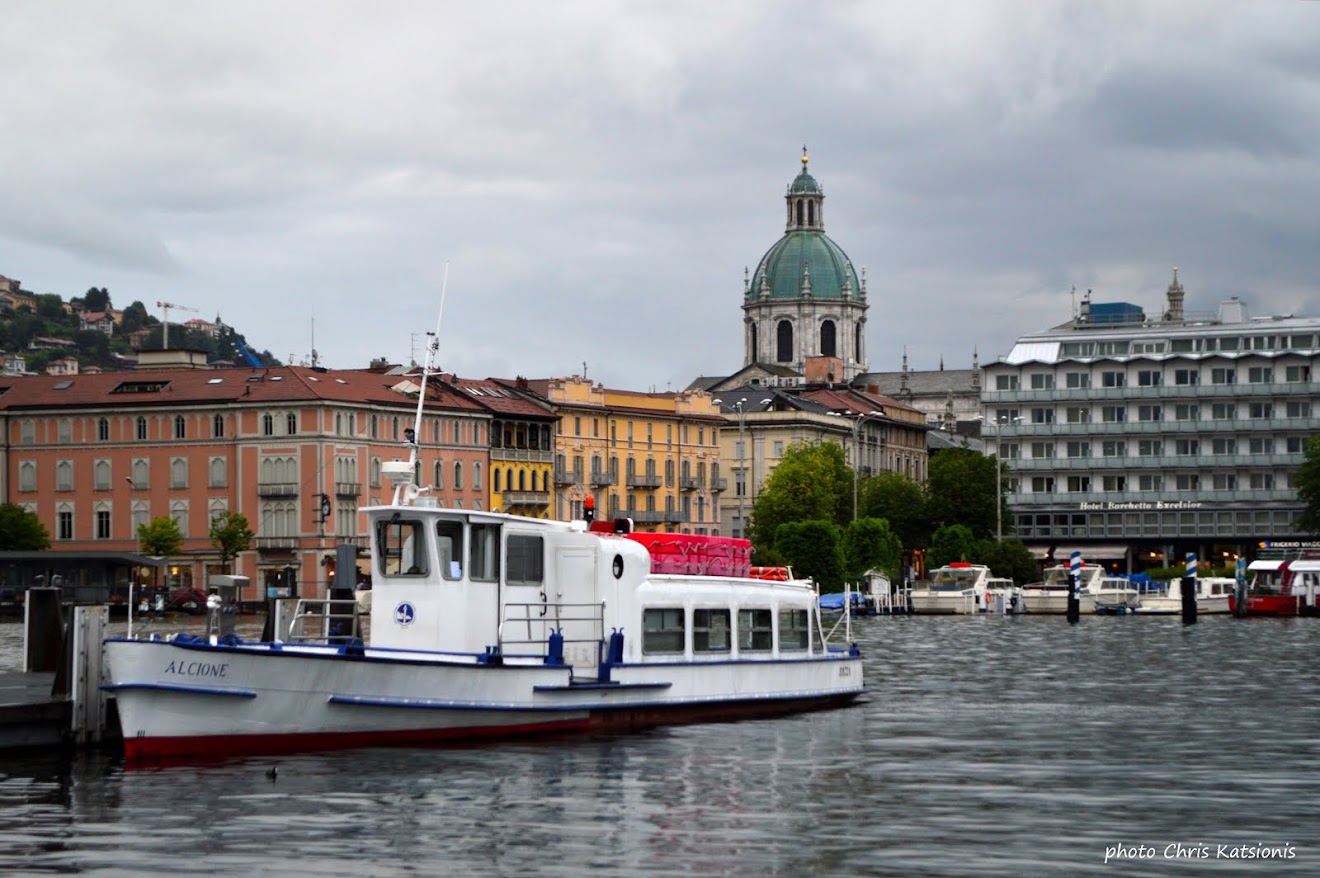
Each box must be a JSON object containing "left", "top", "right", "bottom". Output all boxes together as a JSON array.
[{"left": 390, "top": 264, "right": 449, "bottom": 507}]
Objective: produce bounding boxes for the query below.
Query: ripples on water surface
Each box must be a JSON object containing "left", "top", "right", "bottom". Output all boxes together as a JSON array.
[{"left": 1, "top": 616, "right": 1317, "bottom": 877}]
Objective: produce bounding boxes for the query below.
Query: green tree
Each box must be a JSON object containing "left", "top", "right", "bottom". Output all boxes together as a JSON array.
[
  {"left": 72, "top": 328, "right": 111, "bottom": 364},
  {"left": 83, "top": 287, "right": 111, "bottom": 312},
  {"left": 747, "top": 442, "right": 850, "bottom": 552},
  {"left": 842, "top": 517, "right": 903, "bottom": 583},
  {"left": 928, "top": 524, "right": 978, "bottom": 570},
  {"left": 976, "top": 537, "right": 1040, "bottom": 584},
  {"left": 209, "top": 511, "right": 254, "bottom": 573},
  {"left": 120, "top": 300, "right": 152, "bottom": 333},
  {"left": 926, "top": 447, "right": 1000, "bottom": 539},
  {"left": 774, "top": 520, "right": 845, "bottom": 591},
  {"left": 858, "top": 471, "right": 929, "bottom": 550},
  {"left": 36, "top": 293, "right": 69, "bottom": 323},
  {"left": 1295, "top": 435, "right": 1320, "bottom": 534},
  {"left": 137, "top": 515, "right": 184, "bottom": 557},
  {"left": 0, "top": 503, "right": 51, "bottom": 550}
]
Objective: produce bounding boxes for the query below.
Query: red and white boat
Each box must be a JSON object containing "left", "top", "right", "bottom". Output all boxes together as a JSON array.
[{"left": 1237, "top": 556, "right": 1320, "bottom": 616}]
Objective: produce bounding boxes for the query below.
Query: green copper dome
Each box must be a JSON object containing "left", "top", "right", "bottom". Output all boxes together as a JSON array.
[
  {"left": 749, "top": 231, "right": 860, "bottom": 301},
  {"left": 790, "top": 170, "right": 821, "bottom": 194}
]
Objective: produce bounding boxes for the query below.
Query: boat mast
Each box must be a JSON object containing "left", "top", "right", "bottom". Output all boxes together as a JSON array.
[{"left": 394, "top": 264, "right": 449, "bottom": 506}]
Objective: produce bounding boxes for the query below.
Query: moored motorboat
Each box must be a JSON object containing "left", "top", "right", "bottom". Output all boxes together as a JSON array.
[
  {"left": 909, "top": 562, "right": 994, "bottom": 614},
  {"left": 1019, "top": 564, "right": 1135, "bottom": 614},
  {"left": 1132, "top": 577, "right": 1234, "bottom": 615}
]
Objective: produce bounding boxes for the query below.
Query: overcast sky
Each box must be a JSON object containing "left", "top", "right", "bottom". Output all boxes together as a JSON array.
[{"left": 3, "top": 1, "right": 1319, "bottom": 390}]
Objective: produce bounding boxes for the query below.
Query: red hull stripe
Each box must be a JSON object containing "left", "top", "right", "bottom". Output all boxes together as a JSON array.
[{"left": 119, "top": 692, "right": 860, "bottom": 765}]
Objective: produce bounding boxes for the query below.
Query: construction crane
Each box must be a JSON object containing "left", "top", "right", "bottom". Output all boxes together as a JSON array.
[{"left": 157, "top": 301, "right": 198, "bottom": 349}]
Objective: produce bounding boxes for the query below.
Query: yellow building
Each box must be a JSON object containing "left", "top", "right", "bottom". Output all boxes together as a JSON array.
[
  {"left": 446, "top": 375, "right": 557, "bottom": 519},
  {"left": 511, "top": 376, "right": 725, "bottom": 533}
]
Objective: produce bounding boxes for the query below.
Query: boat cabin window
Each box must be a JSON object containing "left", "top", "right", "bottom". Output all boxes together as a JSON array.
[
  {"left": 739, "top": 609, "right": 773, "bottom": 652},
  {"left": 436, "top": 520, "right": 463, "bottom": 581},
  {"left": 377, "top": 519, "right": 428, "bottom": 577},
  {"left": 693, "top": 609, "right": 730, "bottom": 653},
  {"left": 470, "top": 522, "right": 501, "bottom": 582},
  {"left": 642, "top": 608, "right": 685, "bottom": 654},
  {"left": 506, "top": 534, "right": 544, "bottom": 586},
  {"left": 779, "top": 610, "right": 809, "bottom": 651}
]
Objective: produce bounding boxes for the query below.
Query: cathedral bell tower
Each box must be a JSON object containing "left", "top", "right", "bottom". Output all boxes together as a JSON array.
[{"left": 743, "top": 150, "right": 869, "bottom": 383}]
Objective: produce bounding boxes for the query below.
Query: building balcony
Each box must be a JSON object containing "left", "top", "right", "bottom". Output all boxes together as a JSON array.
[
  {"left": 710, "top": 478, "right": 728, "bottom": 492},
  {"left": 334, "top": 482, "right": 361, "bottom": 496},
  {"left": 553, "top": 468, "right": 579, "bottom": 486},
  {"left": 992, "top": 417, "right": 1314, "bottom": 438},
  {"left": 589, "top": 471, "right": 616, "bottom": 487},
  {"left": 663, "top": 510, "right": 685, "bottom": 524},
  {"left": 985, "top": 381, "right": 1306, "bottom": 403},
  {"left": 1008, "top": 451, "right": 1302, "bottom": 472},
  {"left": 256, "top": 482, "right": 298, "bottom": 498},
  {"left": 626, "top": 473, "right": 662, "bottom": 488},
  {"left": 1006, "top": 488, "right": 1295, "bottom": 507},
  {"left": 679, "top": 476, "right": 700, "bottom": 491},
  {"left": 504, "top": 491, "right": 551, "bottom": 507},
  {"left": 255, "top": 536, "right": 299, "bottom": 551},
  {"left": 628, "top": 510, "right": 665, "bottom": 524},
  {"left": 491, "top": 448, "right": 555, "bottom": 464}
]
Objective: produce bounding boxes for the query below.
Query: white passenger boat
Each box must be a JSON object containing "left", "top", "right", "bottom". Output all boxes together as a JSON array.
[
  {"left": 1132, "top": 577, "right": 1234, "bottom": 615},
  {"left": 909, "top": 563, "right": 994, "bottom": 614},
  {"left": 102, "top": 343, "right": 861, "bottom": 763}
]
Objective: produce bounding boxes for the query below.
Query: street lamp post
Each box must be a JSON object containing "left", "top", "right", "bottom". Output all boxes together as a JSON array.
[
  {"left": 714, "top": 396, "right": 770, "bottom": 539},
  {"left": 850, "top": 412, "right": 884, "bottom": 522}
]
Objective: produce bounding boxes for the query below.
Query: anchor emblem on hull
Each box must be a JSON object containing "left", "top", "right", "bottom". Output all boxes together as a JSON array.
[{"left": 394, "top": 602, "right": 416, "bottom": 626}]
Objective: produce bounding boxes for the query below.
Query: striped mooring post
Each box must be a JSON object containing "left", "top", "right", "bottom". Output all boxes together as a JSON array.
[
  {"left": 1181, "top": 552, "right": 1198, "bottom": 624},
  {"left": 1066, "top": 550, "right": 1082, "bottom": 624}
]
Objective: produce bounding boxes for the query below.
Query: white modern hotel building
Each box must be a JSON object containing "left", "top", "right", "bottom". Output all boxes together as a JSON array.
[{"left": 982, "top": 272, "right": 1319, "bottom": 572}]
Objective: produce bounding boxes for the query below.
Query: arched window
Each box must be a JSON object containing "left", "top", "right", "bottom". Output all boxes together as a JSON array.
[
  {"left": 807, "top": 200, "right": 815, "bottom": 226},
  {"left": 518, "top": 470, "right": 526, "bottom": 491},
  {"left": 795, "top": 201, "right": 803, "bottom": 225},
  {"left": 213, "top": 414, "right": 224, "bottom": 438},
  {"left": 473, "top": 462, "right": 481, "bottom": 491},
  {"left": 820, "top": 320, "right": 837, "bottom": 358},
  {"left": 98, "top": 418, "right": 110, "bottom": 442},
  {"left": 56, "top": 460, "right": 73, "bottom": 491},
  {"left": 18, "top": 461, "right": 36, "bottom": 492},
  {"left": 854, "top": 323, "right": 862, "bottom": 362},
  {"left": 210, "top": 457, "right": 227, "bottom": 487},
  {"left": 262, "top": 413, "right": 274, "bottom": 436},
  {"left": 750, "top": 323, "right": 758, "bottom": 362},
  {"left": 174, "top": 415, "right": 186, "bottom": 439},
  {"left": 493, "top": 468, "right": 502, "bottom": 492},
  {"left": 287, "top": 412, "right": 297, "bottom": 435},
  {"left": 433, "top": 460, "right": 444, "bottom": 488},
  {"left": 133, "top": 458, "right": 149, "bottom": 488},
  {"left": 453, "top": 461, "right": 464, "bottom": 490},
  {"left": 776, "top": 320, "right": 793, "bottom": 362}
]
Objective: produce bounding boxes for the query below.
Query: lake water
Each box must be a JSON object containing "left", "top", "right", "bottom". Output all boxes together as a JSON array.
[{"left": 0, "top": 614, "right": 1316, "bottom": 877}]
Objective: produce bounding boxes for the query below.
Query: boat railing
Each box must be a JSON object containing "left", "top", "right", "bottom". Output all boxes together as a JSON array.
[
  {"left": 284, "top": 598, "right": 363, "bottom": 644},
  {"left": 498, "top": 601, "right": 605, "bottom": 656}
]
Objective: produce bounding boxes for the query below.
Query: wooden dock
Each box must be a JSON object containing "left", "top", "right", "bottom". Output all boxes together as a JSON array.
[
  {"left": 0, "top": 670, "right": 72, "bottom": 751},
  {"left": 0, "top": 590, "right": 116, "bottom": 754}
]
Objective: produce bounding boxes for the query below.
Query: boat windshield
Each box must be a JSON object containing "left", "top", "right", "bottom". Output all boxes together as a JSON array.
[{"left": 931, "top": 568, "right": 981, "bottom": 587}]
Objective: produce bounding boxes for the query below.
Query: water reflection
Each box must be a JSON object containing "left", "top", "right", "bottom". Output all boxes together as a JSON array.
[{"left": 0, "top": 616, "right": 1317, "bottom": 876}]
